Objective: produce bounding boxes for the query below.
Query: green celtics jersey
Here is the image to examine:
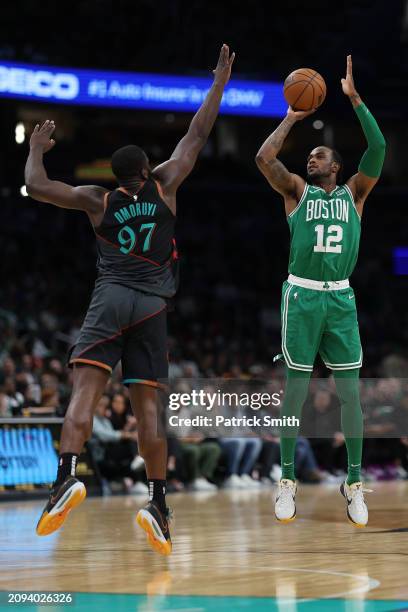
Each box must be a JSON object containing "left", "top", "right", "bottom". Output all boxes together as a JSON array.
[{"left": 287, "top": 183, "right": 361, "bottom": 281}]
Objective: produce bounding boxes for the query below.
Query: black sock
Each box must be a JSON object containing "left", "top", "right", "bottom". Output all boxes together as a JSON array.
[
  {"left": 148, "top": 479, "right": 166, "bottom": 513},
  {"left": 54, "top": 453, "right": 78, "bottom": 487}
]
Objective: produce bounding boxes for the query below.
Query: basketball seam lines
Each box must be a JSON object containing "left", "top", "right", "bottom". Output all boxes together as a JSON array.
[
  {"left": 283, "top": 79, "right": 312, "bottom": 92},
  {"left": 284, "top": 70, "right": 326, "bottom": 108},
  {"left": 292, "top": 71, "right": 318, "bottom": 109},
  {"left": 313, "top": 79, "right": 326, "bottom": 99},
  {"left": 293, "top": 69, "right": 324, "bottom": 80}
]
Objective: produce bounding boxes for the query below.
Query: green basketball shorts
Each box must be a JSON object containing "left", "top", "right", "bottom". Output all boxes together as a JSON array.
[{"left": 280, "top": 275, "right": 362, "bottom": 372}]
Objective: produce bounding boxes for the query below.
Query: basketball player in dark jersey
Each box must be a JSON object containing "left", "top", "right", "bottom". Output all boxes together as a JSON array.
[{"left": 25, "top": 44, "right": 235, "bottom": 556}]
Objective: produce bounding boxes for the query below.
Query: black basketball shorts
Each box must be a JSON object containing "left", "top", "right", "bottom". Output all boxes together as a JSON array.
[{"left": 68, "top": 283, "right": 168, "bottom": 387}]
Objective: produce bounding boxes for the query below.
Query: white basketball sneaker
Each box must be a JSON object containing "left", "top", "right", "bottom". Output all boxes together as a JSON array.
[
  {"left": 275, "top": 479, "right": 297, "bottom": 523},
  {"left": 340, "top": 481, "right": 371, "bottom": 527}
]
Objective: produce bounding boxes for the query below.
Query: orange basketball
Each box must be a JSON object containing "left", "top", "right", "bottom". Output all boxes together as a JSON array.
[{"left": 283, "top": 68, "right": 326, "bottom": 111}]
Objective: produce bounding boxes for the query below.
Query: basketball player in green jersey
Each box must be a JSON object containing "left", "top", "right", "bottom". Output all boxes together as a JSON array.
[{"left": 256, "top": 56, "right": 385, "bottom": 527}]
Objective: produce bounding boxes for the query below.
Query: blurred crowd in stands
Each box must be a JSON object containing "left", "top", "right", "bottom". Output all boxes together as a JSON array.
[{"left": 1, "top": 321, "right": 408, "bottom": 493}]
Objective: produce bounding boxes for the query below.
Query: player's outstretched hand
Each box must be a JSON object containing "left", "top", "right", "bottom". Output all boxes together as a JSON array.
[
  {"left": 286, "top": 106, "right": 316, "bottom": 122},
  {"left": 213, "top": 43, "right": 235, "bottom": 86},
  {"left": 30, "top": 120, "right": 56, "bottom": 153},
  {"left": 341, "top": 55, "right": 358, "bottom": 97}
]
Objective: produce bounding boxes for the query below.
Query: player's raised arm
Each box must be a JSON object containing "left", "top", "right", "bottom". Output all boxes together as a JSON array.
[
  {"left": 342, "top": 55, "right": 386, "bottom": 211},
  {"left": 25, "top": 121, "right": 105, "bottom": 219},
  {"left": 255, "top": 107, "right": 314, "bottom": 198},
  {"left": 255, "top": 107, "right": 314, "bottom": 212},
  {"left": 152, "top": 44, "right": 235, "bottom": 194}
]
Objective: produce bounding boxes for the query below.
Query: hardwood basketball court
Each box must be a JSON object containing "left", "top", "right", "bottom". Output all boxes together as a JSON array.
[{"left": 0, "top": 482, "right": 407, "bottom": 611}]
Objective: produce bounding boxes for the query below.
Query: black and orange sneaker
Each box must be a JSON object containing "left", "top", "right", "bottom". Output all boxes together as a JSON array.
[
  {"left": 36, "top": 477, "right": 86, "bottom": 536},
  {"left": 136, "top": 501, "right": 173, "bottom": 556}
]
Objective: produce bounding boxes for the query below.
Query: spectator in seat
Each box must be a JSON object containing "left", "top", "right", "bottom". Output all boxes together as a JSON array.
[{"left": 92, "top": 395, "right": 147, "bottom": 494}]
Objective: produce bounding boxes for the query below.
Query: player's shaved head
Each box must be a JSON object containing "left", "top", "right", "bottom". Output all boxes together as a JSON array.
[
  {"left": 111, "top": 145, "right": 149, "bottom": 183},
  {"left": 312, "top": 145, "right": 331, "bottom": 155}
]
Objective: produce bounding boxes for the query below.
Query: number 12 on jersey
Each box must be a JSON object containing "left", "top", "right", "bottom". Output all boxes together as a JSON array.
[
  {"left": 314, "top": 224, "right": 343, "bottom": 254},
  {"left": 118, "top": 223, "right": 156, "bottom": 254}
]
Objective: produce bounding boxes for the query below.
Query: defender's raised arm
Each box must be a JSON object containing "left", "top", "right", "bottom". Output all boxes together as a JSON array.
[
  {"left": 153, "top": 44, "right": 235, "bottom": 199},
  {"left": 25, "top": 120, "right": 105, "bottom": 221}
]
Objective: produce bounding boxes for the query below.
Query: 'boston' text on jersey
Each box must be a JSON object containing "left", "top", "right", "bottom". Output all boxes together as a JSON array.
[{"left": 305, "top": 199, "right": 349, "bottom": 223}]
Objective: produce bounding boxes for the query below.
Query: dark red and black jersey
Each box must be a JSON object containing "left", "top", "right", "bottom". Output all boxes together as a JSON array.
[{"left": 94, "top": 178, "right": 178, "bottom": 297}]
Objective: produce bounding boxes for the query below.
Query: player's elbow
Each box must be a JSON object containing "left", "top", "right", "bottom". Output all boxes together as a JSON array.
[
  {"left": 25, "top": 182, "right": 47, "bottom": 201},
  {"left": 25, "top": 181, "right": 38, "bottom": 197},
  {"left": 372, "top": 134, "right": 386, "bottom": 152},
  {"left": 255, "top": 153, "right": 267, "bottom": 169},
  {"left": 255, "top": 153, "right": 275, "bottom": 170},
  {"left": 25, "top": 182, "right": 40, "bottom": 198}
]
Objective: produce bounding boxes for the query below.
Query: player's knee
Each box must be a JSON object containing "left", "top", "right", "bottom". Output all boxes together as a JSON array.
[
  {"left": 64, "top": 411, "right": 93, "bottom": 440},
  {"left": 337, "top": 386, "right": 361, "bottom": 408}
]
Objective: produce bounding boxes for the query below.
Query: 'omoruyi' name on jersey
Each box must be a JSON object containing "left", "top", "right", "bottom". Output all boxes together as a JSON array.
[
  {"left": 114, "top": 201, "right": 157, "bottom": 225},
  {"left": 305, "top": 198, "right": 349, "bottom": 223}
]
